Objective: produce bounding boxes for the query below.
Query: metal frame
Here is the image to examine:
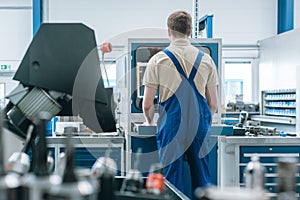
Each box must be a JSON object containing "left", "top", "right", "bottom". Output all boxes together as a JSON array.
[
  {"left": 32, "top": 0, "right": 42, "bottom": 36},
  {"left": 198, "top": 14, "right": 214, "bottom": 38},
  {"left": 47, "top": 136, "right": 125, "bottom": 175}
]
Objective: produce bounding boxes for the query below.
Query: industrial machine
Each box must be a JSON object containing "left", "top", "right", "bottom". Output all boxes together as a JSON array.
[
  {"left": 3, "top": 23, "right": 116, "bottom": 140},
  {"left": 116, "top": 38, "right": 222, "bottom": 189}
]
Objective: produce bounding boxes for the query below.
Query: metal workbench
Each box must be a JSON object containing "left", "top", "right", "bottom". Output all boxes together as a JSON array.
[
  {"left": 218, "top": 136, "right": 300, "bottom": 198},
  {"left": 46, "top": 135, "right": 125, "bottom": 175}
]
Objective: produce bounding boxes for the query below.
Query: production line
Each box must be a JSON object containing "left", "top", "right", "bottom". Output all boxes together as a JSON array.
[{"left": 0, "top": 22, "right": 299, "bottom": 200}]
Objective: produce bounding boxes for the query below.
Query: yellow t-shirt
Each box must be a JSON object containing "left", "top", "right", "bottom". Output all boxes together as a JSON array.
[{"left": 143, "top": 38, "right": 219, "bottom": 103}]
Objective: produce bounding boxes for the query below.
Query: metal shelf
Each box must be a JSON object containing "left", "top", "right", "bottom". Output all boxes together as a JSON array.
[
  {"left": 250, "top": 115, "right": 296, "bottom": 125},
  {"left": 265, "top": 113, "right": 296, "bottom": 118},
  {"left": 264, "top": 106, "right": 296, "bottom": 109},
  {"left": 261, "top": 89, "right": 296, "bottom": 119},
  {"left": 264, "top": 98, "right": 296, "bottom": 101},
  {"left": 262, "top": 89, "right": 296, "bottom": 94}
]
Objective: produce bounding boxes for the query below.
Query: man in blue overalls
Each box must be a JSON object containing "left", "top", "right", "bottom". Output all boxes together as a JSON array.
[{"left": 142, "top": 11, "right": 219, "bottom": 198}]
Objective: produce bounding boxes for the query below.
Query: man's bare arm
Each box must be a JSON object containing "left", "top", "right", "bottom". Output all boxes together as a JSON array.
[
  {"left": 142, "top": 86, "right": 157, "bottom": 125},
  {"left": 206, "top": 85, "right": 218, "bottom": 115}
]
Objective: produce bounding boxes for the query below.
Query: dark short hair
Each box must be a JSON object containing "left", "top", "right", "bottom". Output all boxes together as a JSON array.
[{"left": 167, "top": 11, "right": 192, "bottom": 36}]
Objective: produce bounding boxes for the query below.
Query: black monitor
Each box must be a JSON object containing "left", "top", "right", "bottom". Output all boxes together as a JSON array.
[{"left": 4, "top": 23, "right": 116, "bottom": 139}]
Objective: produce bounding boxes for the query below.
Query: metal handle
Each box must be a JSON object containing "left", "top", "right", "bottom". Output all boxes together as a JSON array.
[{"left": 243, "top": 153, "right": 300, "bottom": 158}]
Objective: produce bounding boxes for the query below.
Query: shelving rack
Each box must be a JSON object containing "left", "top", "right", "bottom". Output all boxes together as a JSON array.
[{"left": 261, "top": 89, "right": 296, "bottom": 118}]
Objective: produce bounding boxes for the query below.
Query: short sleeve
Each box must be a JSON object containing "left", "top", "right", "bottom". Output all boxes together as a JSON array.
[
  {"left": 206, "top": 57, "right": 219, "bottom": 87},
  {"left": 143, "top": 55, "right": 159, "bottom": 89}
]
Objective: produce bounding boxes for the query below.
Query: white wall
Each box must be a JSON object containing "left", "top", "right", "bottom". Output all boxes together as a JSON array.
[
  {"left": 48, "top": 0, "right": 193, "bottom": 46},
  {"left": 0, "top": 0, "right": 297, "bottom": 69},
  {"left": 0, "top": 0, "right": 32, "bottom": 61},
  {"left": 0, "top": 0, "right": 32, "bottom": 95},
  {"left": 295, "top": 0, "right": 300, "bottom": 29},
  {"left": 198, "top": 0, "right": 277, "bottom": 44},
  {"left": 259, "top": 28, "right": 300, "bottom": 91},
  {"left": 47, "top": 0, "right": 278, "bottom": 46}
]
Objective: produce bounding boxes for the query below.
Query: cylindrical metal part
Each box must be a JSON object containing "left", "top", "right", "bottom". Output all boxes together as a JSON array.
[
  {"left": 6, "top": 152, "right": 30, "bottom": 175},
  {"left": 244, "top": 155, "right": 265, "bottom": 190},
  {"left": 21, "top": 174, "right": 60, "bottom": 200},
  {"left": 17, "top": 87, "right": 62, "bottom": 124},
  {"left": 0, "top": 174, "right": 22, "bottom": 200},
  {"left": 277, "top": 157, "right": 298, "bottom": 200},
  {"left": 43, "top": 180, "right": 97, "bottom": 200}
]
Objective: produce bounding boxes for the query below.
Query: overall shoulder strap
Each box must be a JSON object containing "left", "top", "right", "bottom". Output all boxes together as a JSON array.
[
  {"left": 162, "top": 49, "right": 187, "bottom": 79},
  {"left": 188, "top": 50, "right": 204, "bottom": 81}
]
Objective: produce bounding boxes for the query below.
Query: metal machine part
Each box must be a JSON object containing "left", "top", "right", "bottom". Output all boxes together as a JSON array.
[
  {"left": 91, "top": 156, "right": 117, "bottom": 178},
  {"left": 91, "top": 147, "right": 117, "bottom": 200},
  {"left": 121, "top": 148, "right": 143, "bottom": 193},
  {"left": 233, "top": 125, "right": 277, "bottom": 136},
  {"left": 0, "top": 173, "right": 22, "bottom": 200},
  {"left": 14, "top": 87, "right": 62, "bottom": 124},
  {"left": 244, "top": 155, "right": 265, "bottom": 191},
  {"left": 0, "top": 109, "right": 24, "bottom": 200},
  {"left": 44, "top": 130, "right": 97, "bottom": 199},
  {"left": 277, "top": 157, "right": 298, "bottom": 200},
  {"left": 226, "top": 102, "right": 259, "bottom": 112},
  {"left": 6, "top": 125, "right": 33, "bottom": 175},
  {"left": 194, "top": 186, "right": 268, "bottom": 200},
  {"left": 6, "top": 152, "right": 30, "bottom": 175},
  {"left": 238, "top": 111, "right": 249, "bottom": 126},
  {"left": 5, "top": 85, "right": 63, "bottom": 139},
  {"left": 20, "top": 112, "right": 56, "bottom": 200}
]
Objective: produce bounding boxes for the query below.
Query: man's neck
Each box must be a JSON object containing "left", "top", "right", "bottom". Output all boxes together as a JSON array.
[{"left": 170, "top": 35, "right": 189, "bottom": 42}]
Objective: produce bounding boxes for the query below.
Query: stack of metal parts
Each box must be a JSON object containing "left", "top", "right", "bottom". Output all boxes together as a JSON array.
[
  {"left": 233, "top": 125, "right": 277, "bottom": 136},
  {"left": 91, "top": 146, "right": 117, "bottom": 200},
  {"left": 1, "top": 109, "right": 188, "bottom": 200},
  {"left": 116, "top": 149, "right": 171, "bottom": 200},
  {"left": 0, "top": 110, "right": 98, "bottom": 200},
  {"left": 44, "top": 129, "right": 97, "bottom": 199},
  {"left": 277, "top": 157, "right": 298, "bottom": 200},
  {"left": 20, "top": 112, "right": 61, "bottom": 200}
]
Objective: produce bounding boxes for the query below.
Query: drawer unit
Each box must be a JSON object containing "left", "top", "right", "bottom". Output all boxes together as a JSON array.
[
  {"left": 218, "top": 136, "right": 300, "bottom": 199},
  {"left": 47, "top": 136, "right": 125, "bottom": 175},
  {"left": 240, "top": 146, "right": 300, "bottom": 163},
  {"left": 239, "top": 145, "right": 300, "bottom": 197},
  {"left": 59, "top": 147, "right": 122, "bottom": 175}
]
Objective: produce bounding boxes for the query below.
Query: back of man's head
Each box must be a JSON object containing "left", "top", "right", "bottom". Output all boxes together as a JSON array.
[{"left": 167, "top": 11, "right": 192, "bottom": 38}]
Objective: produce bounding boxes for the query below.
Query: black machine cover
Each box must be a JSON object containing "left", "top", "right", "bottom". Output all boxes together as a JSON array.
[{"left": 12, "top": 23, "right": 116, "bottom": 133}]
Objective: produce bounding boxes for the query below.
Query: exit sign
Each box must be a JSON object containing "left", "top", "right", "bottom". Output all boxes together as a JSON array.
[{"left": 0, "top": 65, "right": 11, "bottom": 70}]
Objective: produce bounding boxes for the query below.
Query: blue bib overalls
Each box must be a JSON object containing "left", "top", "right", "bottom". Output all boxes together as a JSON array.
[{"left": 156, "top": 49, "right": 212, "bottom": 196}]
